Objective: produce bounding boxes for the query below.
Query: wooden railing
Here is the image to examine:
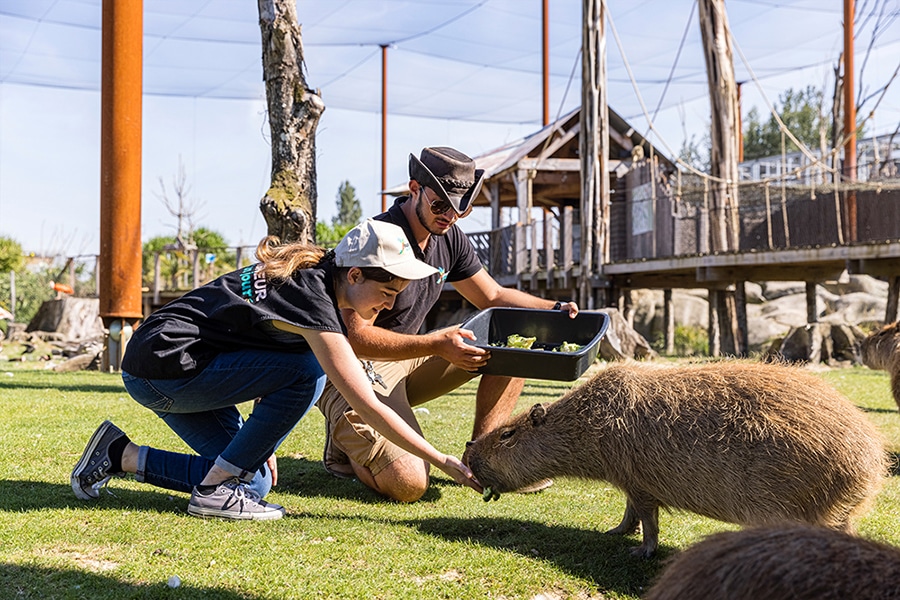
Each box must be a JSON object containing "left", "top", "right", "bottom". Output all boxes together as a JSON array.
[{"left": 46, "top": 182, "right": 900, "bottom": 305}]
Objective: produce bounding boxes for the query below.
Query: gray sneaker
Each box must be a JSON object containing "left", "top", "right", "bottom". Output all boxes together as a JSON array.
[
  {"left": 187, "top": 478, "right": 285, "bottom": 521},
  {"left": 71, "top": 420, "right": 126, "bottom": 500}
]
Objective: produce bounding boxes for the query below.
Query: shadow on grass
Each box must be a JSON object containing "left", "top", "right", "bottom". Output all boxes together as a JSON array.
[
  {"left": 860, "top": 406, "right": 900, "bottom": 415},
  {"left": 518, "top": 388, "right": 569, "bottom": 400},
  {"left": 0, "top": 458, "right": 442, "bottom": 516},
  {"left": 405, "top": 515, "right": 666, "bottom": 597},
  {"left": 275, "top": 455, "right": 446, "bottom": 503},
  {"left": 0, "top": 380, "right": 125, "bottom": 394},
  {"left": 0, "top": 563, "right": 266, "bottom": 599},
  {"left": 0, "top": 479, "right": 191, "bottom": 515},
  {"left": 276, "top": 506, "right": 665, "bottom": 597}
]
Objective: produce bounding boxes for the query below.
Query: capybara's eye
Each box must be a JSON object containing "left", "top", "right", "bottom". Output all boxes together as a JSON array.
[{"left": 499, "top": 429, "right": 515, "bottom": 441}]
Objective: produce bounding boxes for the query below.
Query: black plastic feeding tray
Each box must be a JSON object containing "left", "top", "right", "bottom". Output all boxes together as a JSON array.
[{"left": 460, "top": 308, "right": 610, "bottom": 381}]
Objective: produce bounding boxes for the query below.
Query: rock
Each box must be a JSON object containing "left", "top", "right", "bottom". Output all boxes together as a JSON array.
[
  {"left": 759, "top": 281, "right": 807, "bottom": 300},
  {"left": 598, "top": 308, "right": 657, "bottom": 361},
  {"left": 765, "top": 322, "right": 867, "bottom": 365},
  {"left": 53, "top": 352, "right": 101, "bottom": 372},
  {"left": 27, "top": 297, "right": 104, "bottom": 341},
  {"left": 743, "top": 282, "right": 766, "bottom": 303},
  {"left": 821, "top": 292, "right": 886, "bottom": 326},
  {"left": 820, "top": 273, "right": 889, "bottom": 296},
  {"left": 745, "top": 304, "right": 795, "bottom": 348},
  {"left": 626, "top": 275, "right": 890, "bottom": 356}
]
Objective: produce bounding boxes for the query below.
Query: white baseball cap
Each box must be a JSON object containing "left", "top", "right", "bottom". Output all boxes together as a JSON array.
[{"left": 334, "top": 219, "right": 438, "bottom": 281}]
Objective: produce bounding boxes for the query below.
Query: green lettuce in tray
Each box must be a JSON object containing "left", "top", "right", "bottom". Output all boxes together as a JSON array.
[{"left": 491, "top": 334, "right": 582, "bottom": 352}]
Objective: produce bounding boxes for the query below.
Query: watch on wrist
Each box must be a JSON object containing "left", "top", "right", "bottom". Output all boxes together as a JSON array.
[{"left": 552, "top": 301, "right": 562, "bottom": 310}]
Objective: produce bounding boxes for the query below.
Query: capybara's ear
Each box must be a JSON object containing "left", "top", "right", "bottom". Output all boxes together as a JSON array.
[{"left": 529, "top": 403, "right": 547, "bottom": 427}]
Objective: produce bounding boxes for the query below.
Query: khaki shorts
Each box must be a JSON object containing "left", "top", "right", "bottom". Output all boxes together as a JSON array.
[{"left": 317, "top": 356, "right": 477, "bottom": 476}]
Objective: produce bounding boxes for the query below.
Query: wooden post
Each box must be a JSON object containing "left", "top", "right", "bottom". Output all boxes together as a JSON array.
[
  {"left": 708, "top": 289, "right": 721, "bottom": 357},
  {"left": 886, "top": 276, "right": 900, "bottom": 323},
  {"left": 560, "top": 205, "right": 573, "bottom": 289},
  {"left": 664, "top": 288, "right": 675, "bottom": 355},
  {"left": 514, "top": 169, "right": 529, "bottom": 275},
  {"left": 490, "top": 180, "right": 502, "bottom": 229},
  {"left": 192, "top": 249, "right": 201, "bottom": 289},
  {"left": 735, "top": 281, "right": 748, "bottom": 357},
  {"left": 722, "top": 289, "right": 739, "bottom": 355},
  {"left": 806, "top": 281, "right": 818, "bottom": 323},
  {"left": 153, "top": 252, "right": 161, "bottom": 306},
  {"left": 544, "top": 209, "right": 554, "bottom": 283},
  {"left": 527, "top": 170, "right": 538, "bottom": 277},
  {"left": 737, "top": 81, "right": 744, "bottom": 163},
  {"left": 580, "top": 0, "right": 609, "bottom": 309},
  {"left": 560, "top": 206, "right": 573, "bottom": 269},
  {"left": 9, "top": 271, "right": 15, "bottom": 321}
]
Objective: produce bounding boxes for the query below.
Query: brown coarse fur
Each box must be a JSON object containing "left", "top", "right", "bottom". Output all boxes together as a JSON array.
[
  {"left": 464, "top": 361, "right": 888, "bottom": 558},
  {"left": 860, "top": 321, "right": 900, "bottom": 411},
  {"left": 643, "top": 524, "right": 900, "bottom": 600}
]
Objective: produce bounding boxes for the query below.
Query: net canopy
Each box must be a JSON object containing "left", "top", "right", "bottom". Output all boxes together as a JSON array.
[{"left": 2, "top": 0, "right": 898, "bottom": 138}]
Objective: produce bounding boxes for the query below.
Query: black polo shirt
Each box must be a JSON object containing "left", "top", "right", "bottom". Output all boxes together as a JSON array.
[
  {"left": 373, "top": 197, "right": 483, "bottom": 334},
  {"left": 122, "top": 261, "right": 344, "bottom": 379}
]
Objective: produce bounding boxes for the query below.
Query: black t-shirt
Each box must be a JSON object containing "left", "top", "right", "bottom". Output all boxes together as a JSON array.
[
  {"left": 372, "top": 197, "right": 483, "bottom": 334},
  {"left": 122, "top": 261, "right": 345, "bottom": 379}
]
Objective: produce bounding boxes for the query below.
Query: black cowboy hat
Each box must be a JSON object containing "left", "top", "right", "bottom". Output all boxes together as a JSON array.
[{"left": 408, "top": 146, "right": 486, "bottom": 215}]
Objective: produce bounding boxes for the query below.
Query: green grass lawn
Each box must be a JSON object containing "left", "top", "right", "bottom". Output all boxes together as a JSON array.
[{"left": 1, "top": 359, "right": 898, "bottom": 599}]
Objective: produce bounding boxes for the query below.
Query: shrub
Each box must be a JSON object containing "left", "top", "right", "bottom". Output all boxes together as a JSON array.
[{"left": 654, "top": 325, "right": 709, "bottom": 356}]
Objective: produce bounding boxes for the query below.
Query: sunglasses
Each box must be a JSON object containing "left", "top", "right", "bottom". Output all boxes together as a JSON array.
[{"left": 419, "top": 188, "right": 472, "bottom": 218}]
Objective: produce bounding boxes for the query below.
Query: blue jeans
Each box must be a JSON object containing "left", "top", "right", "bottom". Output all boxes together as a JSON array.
[{"left": 122, "top": 349, "right": 325, "bottom": 498}]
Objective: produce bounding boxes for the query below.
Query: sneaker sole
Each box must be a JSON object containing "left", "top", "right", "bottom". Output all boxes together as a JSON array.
[
  {"left": 70, "top": 420, "right": 116, "bottom": 501},
  {"left": 187, "top": 504, "right": 285, "bottom": 521}
]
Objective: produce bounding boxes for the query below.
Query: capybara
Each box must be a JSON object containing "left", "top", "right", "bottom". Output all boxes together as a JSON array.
[
  {"left": 643, "top": 524, "right": 900, "bottom": 600},
  {"left": 464, "top": 361, "right": 888, "bottom": 558},
  {"left": 861, "top": 321, "right": 900, "bottom": 411}
]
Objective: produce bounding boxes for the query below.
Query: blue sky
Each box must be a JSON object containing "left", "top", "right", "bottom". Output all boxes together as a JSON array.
[{"left": 1, "top": 0, "right": 898, "bottom": 256}]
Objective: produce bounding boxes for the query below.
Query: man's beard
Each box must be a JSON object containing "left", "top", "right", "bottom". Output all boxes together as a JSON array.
[{"left": 415, "top": 198, "right": 449, "bottom": 237}]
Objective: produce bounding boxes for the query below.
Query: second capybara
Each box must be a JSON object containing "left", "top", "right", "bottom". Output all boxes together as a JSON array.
[
  {"left": 643, "top": 524, "right": 900, "bottom": 600},
  {"left": 860, "top": 321, "right": 900, "bottom": 411},
  {"left": 464, "top": 361, "right": 888, "bottom": 558}
]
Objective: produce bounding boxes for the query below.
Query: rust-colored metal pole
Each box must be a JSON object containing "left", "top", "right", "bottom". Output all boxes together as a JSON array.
[
  {"left": 542, "top": 0, "right": 550, "bottom": 126},
  {"left": 843, "top": 0, "right": 857, "bottom": 241},
  {"left": 381, "top": 44, "right": 388, "bottom": 213},
  {"left": 100, "top": 0, "right": 143, "bottom": 369}
]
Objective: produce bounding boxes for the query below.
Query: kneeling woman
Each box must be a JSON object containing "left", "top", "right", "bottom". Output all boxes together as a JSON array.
[{"left": 72, "top": 220, "right": 479, "bottom": 520}]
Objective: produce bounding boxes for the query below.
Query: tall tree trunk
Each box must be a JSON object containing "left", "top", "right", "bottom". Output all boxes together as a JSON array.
[
  {"left": 698, "top": 0, "right": 740, "bottom": 252},
  {"left": 699, "top": 0, "right": 742, "bottom": 355},
  {"left": 258, "top": 0, "right": 325, "bottom": 244}
]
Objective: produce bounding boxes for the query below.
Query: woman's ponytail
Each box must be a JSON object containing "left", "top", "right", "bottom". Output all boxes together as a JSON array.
[{"left": 254, "top": 236, "right": 328, "bottom": 281}]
